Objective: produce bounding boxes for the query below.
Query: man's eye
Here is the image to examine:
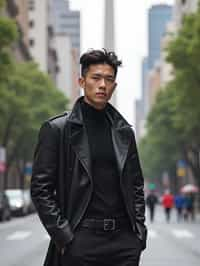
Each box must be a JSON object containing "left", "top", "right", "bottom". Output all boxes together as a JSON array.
[{"left": 105, "top": 77, "right": 115, "bottom": 83}]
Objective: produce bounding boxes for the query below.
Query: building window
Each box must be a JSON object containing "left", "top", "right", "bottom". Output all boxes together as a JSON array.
[
  {"left": 56, "top": 66, "right": 60, "bottom": 73},
  {"left": 29, "top": 0, "right": 35, "bottom": 11},
  {"left": 29, "top": 39, "right": 35, "bottom": 46},
  {"left": 29, "top": 20, "right": 35, "bottom": 28}
]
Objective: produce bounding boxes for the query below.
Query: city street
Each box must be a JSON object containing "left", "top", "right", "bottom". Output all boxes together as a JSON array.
[
  {"left": 1, "top": 0, "right": 200, "bottom": 265},
  {"left": 0, "top": 207, "right": 199, "bottom": 266},
  {"left": 141, "top": 206, "right": 200, "bottom": 266}
]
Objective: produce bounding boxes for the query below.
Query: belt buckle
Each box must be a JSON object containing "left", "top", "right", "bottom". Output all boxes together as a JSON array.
[{"left": 103, "top": 219, "right": 115, "bottom": 231}]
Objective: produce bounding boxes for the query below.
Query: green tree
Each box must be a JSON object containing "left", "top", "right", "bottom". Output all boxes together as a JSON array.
[
  {"left": 0, "top": 2, "right": 69, "bottom": 188},
  {"left": 166, "top": 5, "right": 200, "bottom": 187},
  {"left": 140, "top": 5, "right": 200, "bottom": 189},
  {"left": 139, "top": 85, "right": 181, "bottom": 190},
  {"left": 0, "top": 62, "right": 69, "bottom": 187},
  {"left": 0, "top": 2, "right": 18, "bottom": 81}
]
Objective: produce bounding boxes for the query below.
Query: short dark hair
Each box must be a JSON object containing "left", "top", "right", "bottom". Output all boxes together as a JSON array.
[{"left": 80, "top": 48, "right": 122, "bottom": 77}]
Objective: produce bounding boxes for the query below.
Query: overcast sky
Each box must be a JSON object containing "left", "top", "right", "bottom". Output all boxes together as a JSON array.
[{"left": 70, "top": 0, "right": 174, "bottom": 124}]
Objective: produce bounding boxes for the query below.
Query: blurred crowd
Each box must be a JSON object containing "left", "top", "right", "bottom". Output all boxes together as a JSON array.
[{"left": 146, "top": 189, "right": 197, "bottom": 223}]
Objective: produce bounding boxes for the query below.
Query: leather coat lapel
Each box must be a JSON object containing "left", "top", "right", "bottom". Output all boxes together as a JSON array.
[
  {"left": 106, "top": 103, "right": 132, "bottom": 179},
  {"left": 69, "top": 124, "right": 92, "bottom": 179},
  {"left": 111, "top": 127, "right": 131, "bottom": 178},
  {"left": 67, "top": 98, "right": 92, "bottom": 180}
]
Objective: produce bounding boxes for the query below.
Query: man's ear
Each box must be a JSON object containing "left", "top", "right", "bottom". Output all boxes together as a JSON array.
[
  {"left": 113, "top": 82, "right": 117, "bottom": 90},
  {"left": 78, "top": 77, "right": 85, "bottom": 88}
]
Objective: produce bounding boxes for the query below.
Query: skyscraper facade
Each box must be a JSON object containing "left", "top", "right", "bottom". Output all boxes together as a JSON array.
[
  {"left": 142, "top": 57, "right": 149, "bottom": 116},
  {"left": 148, "top": 4, "right": 172, "bottom": 70},
  {"left": 28, "top": 0, "right": 49, "bottom": 72},
  {"left": 49, "top": 0, "right": 80, "bottom": 56},
  {"left": 49, "top": 0, "right": 80, "bottom": 105}
]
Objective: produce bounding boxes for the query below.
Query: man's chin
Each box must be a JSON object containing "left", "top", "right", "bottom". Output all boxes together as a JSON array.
[{"left": 92, "top": 99, "right": 108, "bottom": 109}]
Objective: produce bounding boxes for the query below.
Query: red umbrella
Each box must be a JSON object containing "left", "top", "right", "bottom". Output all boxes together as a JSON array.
[{"left": 180, "top": 184, "right": 199, "bottom": 193}]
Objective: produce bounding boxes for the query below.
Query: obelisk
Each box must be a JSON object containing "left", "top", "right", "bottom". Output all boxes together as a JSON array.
[{"left": 104, "top": 0, "right": 116, "bottom": 107}]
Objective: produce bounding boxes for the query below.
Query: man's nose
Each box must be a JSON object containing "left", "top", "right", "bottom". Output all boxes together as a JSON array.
[{"left": 99, "top": 77, "right": 106, "bottom": 88}]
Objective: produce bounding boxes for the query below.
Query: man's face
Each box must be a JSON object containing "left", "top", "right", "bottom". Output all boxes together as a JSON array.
[{"left": 79, "top": 64, "right": 117, "bottom": 109}]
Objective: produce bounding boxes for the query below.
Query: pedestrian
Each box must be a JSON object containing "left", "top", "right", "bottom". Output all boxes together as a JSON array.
[
  {"left": 146, "top": 190, "right": 158, "bottom": 223},
  {"left": 162, "top": 190, "right": 174, "bottom": 223},
  {"left": 31, "top": 49, "right": 147, "bottom": 266},
  {"left": 183, "top": 193, "right": 195, "bottom": 222},
  {"left": 174, "top": 193, "right": 185, "bottom": 222}
]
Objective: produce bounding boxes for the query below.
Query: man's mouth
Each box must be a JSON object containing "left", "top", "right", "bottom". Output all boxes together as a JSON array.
[{"left": 96, "top": 92, "right": 106, "bottom": 97}]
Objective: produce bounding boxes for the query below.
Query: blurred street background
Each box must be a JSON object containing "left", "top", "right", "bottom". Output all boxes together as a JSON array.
[
  {"left": 0, "top": 206, "right": 200, "bottom": 266},
  {"left": 1, "top": 0, "right": 200, "bottom": 265}
]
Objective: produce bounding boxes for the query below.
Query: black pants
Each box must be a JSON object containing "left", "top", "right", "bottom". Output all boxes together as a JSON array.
[
  {"left": 148, "top": 206, "right": 155, "bottom": 222},
  {"left": 164, "top": 207, "right": 171, "bottom": 222},
  {"left": 61, "top": 225, "right": 142, "bottom": 266}
]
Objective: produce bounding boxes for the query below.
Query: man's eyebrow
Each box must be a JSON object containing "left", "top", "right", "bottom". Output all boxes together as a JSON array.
[{"left": 91, "top": 73, "right": 115, "bottom": 78}]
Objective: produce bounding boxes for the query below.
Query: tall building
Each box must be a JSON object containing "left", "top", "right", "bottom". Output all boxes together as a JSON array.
[
  {"left": 14, "top": 0, "right": 80, "bottom": 105},
  {"left": 15, "top": 0, "right": 29, "bottom": 49},
  {"left": 28, "top": 0, "right": 49, "bottom": 72},
  {"left": 136, "top": 4, "right": 172, "bottom": 140},
  {"left": 135, "top": 100, "right": 144, "bottom": 141},
  {"left": 49, "top": 0, "right": 80, "bottom": 105},
  {"left": 141, "top": 57, "right": 149, "bottom": 117},
  {"left": 159, "top": 0, "right": 198, "bottom": 87},
  {"left": 148, "top": 5, "right": 172, "bottom": 70},
  {"left": 159, "top": 21, "right": 176, "bottom": 86},
  {"left": 50, "top": 0, "right": 80, "bottom": 56},
  {"left": 148, "top": 62, "right": 161, "bottom": 109},
  {"left": 6, "top": 0, "right": 31, "bottom": 62},
  {"left": 144, "top": 4, "right": 172, "bottom": 114},
  {"left": 134, "top": 57, "right": 148, "bottom": 140},
  {"left": 104, "top": 0, "right": 116, "bottom": 107}
]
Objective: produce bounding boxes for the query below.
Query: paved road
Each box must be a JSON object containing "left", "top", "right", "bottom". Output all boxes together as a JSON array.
[
  {"left": 0, "top": 214, "right": 48, "bottom": 266},
  {"left": 141, "top": 206, "right": 200, "bottom": 266},
  {"left": 0, "top": 207, "right": 199, "bottom": 266}
]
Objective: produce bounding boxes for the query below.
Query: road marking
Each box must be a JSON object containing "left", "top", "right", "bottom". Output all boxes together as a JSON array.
[
  {"left": 171, "top": 229, "right": 194, "bottom": 238},
  {"left": 6, "top": 231, "right": 32, "bottom": 241},
  {"left": 148, "top": 229, "right": 158, "bottom": 239}
]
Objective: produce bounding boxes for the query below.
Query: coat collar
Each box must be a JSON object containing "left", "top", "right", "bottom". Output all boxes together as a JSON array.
[
  {"left": 68, "top": 96, "right": 132, "bottom": 130},
  {"left": 67, "top": 97, "right": 133, "bottom": 179}
]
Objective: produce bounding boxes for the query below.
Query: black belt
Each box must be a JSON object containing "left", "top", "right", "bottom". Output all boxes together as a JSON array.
[{"left": 80, "top": 217, "right": 130, "bottom": 231}]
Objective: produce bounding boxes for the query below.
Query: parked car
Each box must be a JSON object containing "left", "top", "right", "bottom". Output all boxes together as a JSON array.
[
  {"left": 5, "top": 189, "right": 29, "bottom": 216},
  {"left": 0, "top": 191, "right": 11, "bottom": 221},
  {"left": 23, "top": 189, "right": 35, "bottom": 213}
]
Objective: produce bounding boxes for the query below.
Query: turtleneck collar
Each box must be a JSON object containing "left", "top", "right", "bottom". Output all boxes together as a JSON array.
[{"left": 81, "top": 99, "right": 107, "bottom": 121}]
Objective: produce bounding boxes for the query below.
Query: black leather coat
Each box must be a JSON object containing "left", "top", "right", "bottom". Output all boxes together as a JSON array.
[{"left": 31, "top": 97, "right": 147, "bottom": 266}]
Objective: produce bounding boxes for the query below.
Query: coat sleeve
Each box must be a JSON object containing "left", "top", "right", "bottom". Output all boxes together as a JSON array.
[
  {"left": 31, "top": 121, "right": 74, "bottom": 250},
  {"left": 129, "top": 130, "right": 147, "bottom": 249}
]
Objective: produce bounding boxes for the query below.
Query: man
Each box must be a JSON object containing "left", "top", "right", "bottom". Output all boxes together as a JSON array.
[
  {"left": 31, "top": 49, "right": 147, "bottom": 266},
  {"left": 146, "top": 190, "right": 158, "bottom": 223},
  {"left": 174, "top": 193, "right": 185, "bottom": 222}
]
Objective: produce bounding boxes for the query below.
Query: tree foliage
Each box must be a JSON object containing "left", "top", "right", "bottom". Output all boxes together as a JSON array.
[
  {"left": 0, "top": 63, "right": 69, "bottom": 181},
  {"left": 139, "top": 85, "right": 181, "bottom": 187},
  {"left": 0, "top": 4, "right": 70, "bottom": 187},
  {"left": 0, "top": 2, "right": 18, "bottom": 81},
  {"left": 139, "top": 5, "right": 200, "bottom": 189}
]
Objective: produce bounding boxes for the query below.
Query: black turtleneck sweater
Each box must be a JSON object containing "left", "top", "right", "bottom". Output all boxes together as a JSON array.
[{"left": 81, "top": 100, "right": 127, "bottom": 219}]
